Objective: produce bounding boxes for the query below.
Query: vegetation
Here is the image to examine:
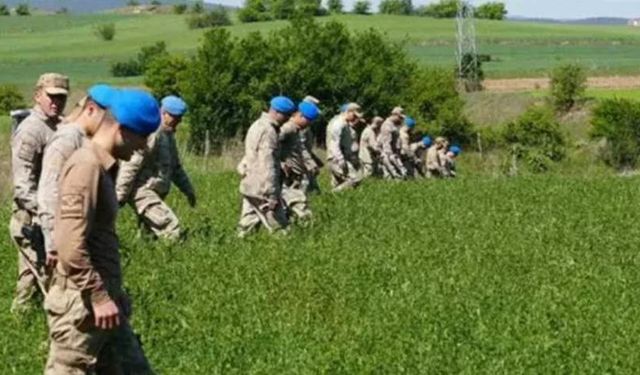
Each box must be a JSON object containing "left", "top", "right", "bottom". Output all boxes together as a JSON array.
[
  {"left": 550, "top": 63, "right": 587, "bottom": 112},
  {"left": 173, "top": 3, "right": 188, "bottom": 14},
  {"left": 327, "top": 0, "right": 343, "bottom": 14},
  {"left": 111, "top": 41, "right": 168, "bottom": 77},
  {"left": 191, "top": 0, "right": 205, "bottom": 14},
  {"left": 417, "top": 0, "right": 458, "bottom": 18},
  {"left": 378, "top": 0, "right": 412, "bottom": 15},
  {"left": 238, "top": 0, "right": 325, "bottom": 22},
  {"left": 0, "top": 84, "right": 25, "bottom": 115},
  {"left": 352, "top": 0, "right": 370, "bottom": 14},
  {"left": 0, "top": 4, "right": 9, "bottom": 16},
  {"left": 187, "top": 7, "right": 232, "bottom": 29},
  {"left": 144, "top": 54, "right": 189, "bottom": 99},
  {"left": 591, "top": 98, "right": 640, "bottom": 169},
  {"left": 94, "top": 22, "right": 116, "bottom": 41},
  {"left": 475, "top": 2, "right": 507, "bottom": 20},
  {"left": 15, "top": 3, "right": 29, "bottom": 16}
]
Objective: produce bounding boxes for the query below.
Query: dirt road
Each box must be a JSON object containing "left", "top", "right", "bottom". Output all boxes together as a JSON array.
[{"left": 484, "top": 76, "right": 640, "bottom": 92}]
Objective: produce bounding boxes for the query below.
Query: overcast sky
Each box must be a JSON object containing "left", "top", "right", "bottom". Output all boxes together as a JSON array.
[{"left": 207, "top": 0, "right": 639, "bottom": 19}]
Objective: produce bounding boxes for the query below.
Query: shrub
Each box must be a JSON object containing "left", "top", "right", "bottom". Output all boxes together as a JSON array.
[
  {"left": 56, "top": 7, "right": 69, "bottom": 14},
  {"left": 94, "top": 23, "right": 116, "bottom": 41},
  {"left": 352, "top": 0, "right": 370, "bottom": 14},
  {"left": 327, "top": 0, "right": 343, "bottom": 13},
  {"left": 173, "top": 3, "right": 188, "bottom": 14},
  {"left": 110, "top": 60, "right": 142, "bottom": 77},
  {"left": 418, "top": 0, "right": 457, "bottom": 18},
  {"left": 549, "top": 63, "right": 587, "bottom": 112},
  {"left": 0, "top": 4, "right": 10, "bottom": 15},
  {"left": 237, "top": 0, "right": 272, "bottom": 22},
  {"left": 502, "top": 106, "right": 566, "bottom": 173},
  {"left": 0, "top": 85, "right": 26, "bottom": 115},
  {"left": 378, "top": 0, "right": 412, "bottom": 15},
  {"left": 591, "top": 98, "right": 640, "bottom": 169},
  {"left": 144, "top": 54, "right": 189, "bottom": 99},
  {"left": 111, "top": 41, "right": 167, "bottom": 77},
  {"left": 127, "top": 0, "right": 140, "bottom": 6},
  {"left": 191, "top": 0, "right": 205, "bottom": 13},
  {"left": 475, "top": 2, "right": 507, "bottom": 20},
  {"left": 187, "top": 7, "right": 232, "bottom": 29},
  {"left": 15, "top": 3, "right": 30, "bottom": 16},
  {"left": 151, "top": 0, "right": 162, "bottom": 5}
]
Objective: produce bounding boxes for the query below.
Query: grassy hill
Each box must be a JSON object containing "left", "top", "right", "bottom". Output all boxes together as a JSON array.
[{"left": 1, "top": 13, "right": 640, "bottom": 92}]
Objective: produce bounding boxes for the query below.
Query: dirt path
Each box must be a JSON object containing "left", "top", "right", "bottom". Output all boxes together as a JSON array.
[{"left": 484, "top": 76, "right": 640, "bottom": 92}]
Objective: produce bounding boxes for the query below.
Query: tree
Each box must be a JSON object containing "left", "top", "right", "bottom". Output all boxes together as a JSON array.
[
  {"left": 418, "top": 0, "right": 457, "bottom": 18},
  {"left": 379, "top": 0, "right": 412, "bottom": 15},
  {"left": 352, "top": 0, "right": 370, "bottom": 14},
  {"left": 271, "top": 0, "right": 296, "bottom": 19},
  {"left": 475, "top": 2, "right": 507, "bottom": 20},
  {"left": 144, "top": 54, "right": 189, "bottom": 99},
  {"left": 187, "top": 7, "right": 232, "bottom": 29},
  {"left": 0, "top": 4, "right": 9, "bottom": 15},
  {"left": 549, "top": 63, "right": 587, "bottom": 112},
  {"left": 191, "top": 0, "right": 205, "bottom": 14},
  {"left": 127, "top": 0, "right": 140, "bottom": 6},
  {"left": 15, "top": 3, "right": 30, "bottom": 15},
  {"left": 591, "top": 99, "right": 640, "bottom": 169},
  {"left": 237, "top": 0, "right": 272, "bottom": 22},
  {"left": 94, "top": 23, "right": 116, "bottom": 41},
  {"left": 327, "top": 0, "right": 343, "bottom": 14}
]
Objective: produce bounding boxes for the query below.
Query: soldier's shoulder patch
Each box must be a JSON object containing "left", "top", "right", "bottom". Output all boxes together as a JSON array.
[
  {"left": 17, "top": 140, "right": 38, "bottom": 162},
  {"left": 60, "top": 193, "right": 85, "bottom": 219}
]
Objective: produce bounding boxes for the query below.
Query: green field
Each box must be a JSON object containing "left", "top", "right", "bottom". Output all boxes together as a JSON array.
[{"left": 2, "top": 13, "right": 640, "bottom": 92}]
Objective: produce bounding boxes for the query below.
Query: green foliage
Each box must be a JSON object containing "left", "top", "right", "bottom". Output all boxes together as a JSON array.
[
  {"left": 352, "top": 0, "right": 370, "bottom": 14},
  {"left": 151, "top": 0, "right": 162, "bottom": 5},
  {"left": 94, "top": 22, "right": 116, "bottom": 41},
  {"left": 327, "top": 0, "right": 343, "bottom": 13},
  {"left": 475, "top": 1, "right": 507, "bottom": 20},
  {"left": 0, "top": 4, "right": 9, "bottom": 15},
  {"left": 111, "top": 41, "right": 168, "bottom": 77},
  {"left": 238, "top": 0, "right": 324, "bottom": 22},
  {"left": 191, "top": 0, "right": 205, "bottom": 14},
  {"left": 187, "top": 7, "right": 232, "bottom": 29},
  {"left": 144, "top": 54, "right": 189, "bottom": 99},
  {"left": 502, "top": 106, "right": 566, "bottom": 173},
  {"left": 237, "top": 0, "right": 273, "bottom": 22},
  {"left": 418, "top": 0, "right": 458, "bottom": 18},
  {"left": 549, "top": 63, "right": 587, "bottom": 112},
  {"left": 15, "top": 3, "right": 30, "bottom": 16},
  {"left": 591, "top": 98, "right": 640, "bottom": 169},
  {"left": 378, "top": 0, "right": 412, "bottom": 15},
  {"left": 56, "top": 7, "right": 69, "bottom": 14},
  {"left": 110, "top": 60, "right": 142, "bottom": 77},
  {"left": 458, "top": 52, "right": 485, "bottom": 92},
  {"left": 173, "top": 3, "right": 188, "bottom": 14},
  {"left": 127, "top": 0, "right": 140, "bottom": 6},
  {"left": 0, "top": 84, "right": 25, "bottom": 115}
]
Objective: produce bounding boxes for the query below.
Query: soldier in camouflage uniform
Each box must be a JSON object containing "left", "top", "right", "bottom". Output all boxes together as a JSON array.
[
  {"left": 326, "top": 103, "right": 363, "bottom": 192},
  {"left": 300, "top": 96, "right": 323, "bottom": 194},
  {"left": 442, "top": 145, "right": 461, "bottom": 178},
  {"left": 410, "top": 136, "right": 432, "bottom": 178},
  {"left": 426, "top": 136, "right": 447, "bottom": 178},
  {"left": 359, "top": 116, "right": 383, "bottom": 178},
  {"left": 279, "top": 100, "right": 321, "bottom": 221},
  {"left": 9, "top": 73, "right": 69, "bottom": 312},
  {"left": 116, "top": 96, "right": 196, "bottom": 241},
  {"left": 237, "top": 96, "right": 296, "bottom": 237},
  {"left": 37, "top": 85, "right": 117, "bottom": 277},
  {"left": 378, "top": 106, "right": 407, "bottom": 180},
  {"left": 399, "top": 116, "right": 417, "bottom": 178}
]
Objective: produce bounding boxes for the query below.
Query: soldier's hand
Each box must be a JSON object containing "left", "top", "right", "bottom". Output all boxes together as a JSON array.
[
  {"left": 45, "top": 251, "right": 58, "bottom": 268},
  {"left": 93, "top": 299, "right": 121, "bottom": 330},
  {"left": 267, "top": 198, "right": 278, "bottom": 211},
  {"left": 187, "top": 193, "right": 197, "bottom": 208}
]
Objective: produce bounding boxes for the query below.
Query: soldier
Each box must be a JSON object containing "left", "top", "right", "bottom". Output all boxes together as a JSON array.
[
  {"left": 326, "top": 103, "right": 362, "bottom": 192},
  {"left": 410, "top": 136, "right": 432, "bottom": 177},
  {"left": 378, "top": 106, "right": 407, "bottom": 180},
  {"left": 38, "top": 84, "right": 117, "bottom": 276},
  {"left": 279, "top": 100, "right": 321, "bottom": 222},
  {"left": 359, "top": 116, "right": 383, "bottom": 178},
  {"left": 116, "top": 96, "right": 196, "bottom": 240},
  {"left": 443, "top": 145, "right": 461, "bottom": 178},
  {"left": 9, "top": 73, "right": 69, "bottom": 313},
  {"left": 237, "top": 96, "right": 296, "bottom": 237},
  {"left": 399, "top": 116, "right": 417, "bottom": 178},
  {"left": 45, "top": 88, "right": 160, "bottom": 374},
  {"left": 299, "top": 95, "right": 323, "bottom": 194},
  {"left": 426, "top": 136, "right": 447, "bottom": 178}
]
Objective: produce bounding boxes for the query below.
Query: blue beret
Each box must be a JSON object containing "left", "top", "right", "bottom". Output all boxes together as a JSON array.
[
  {"left": 422, "top": 136, "right": 432, "bottom": 147},
  {"left": 270, "top": 96, "right": 295, "bottom": 114},
  {"left": 405, "top": 117, "right": 416, "bottom": 128},
  {"left": 110, "top": 89, "right": 161, "bottom": 136},
  {"left": 340, "top": 103, "right": 348, "bottom": 113},
  {"left": 161, "top": 95, "right": 188, "bottom": 116},
  {"left": 88, "top": 84, "right": 118, "bottom": 109},
  {"left": 450, "top": 145, "right": 462, "bottom": 156},
  {"left": 298, "top": 101, "right": 320, "bottom": 121}
]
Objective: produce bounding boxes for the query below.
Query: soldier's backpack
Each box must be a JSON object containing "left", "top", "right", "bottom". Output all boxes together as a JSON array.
[{"left": 9, "top": 109, "right": 31, "bottom": 134}]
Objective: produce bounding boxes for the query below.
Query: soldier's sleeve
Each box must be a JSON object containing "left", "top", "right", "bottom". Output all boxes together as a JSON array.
[
  {"left": 170, "top": 140, "right": 195, "bottom": 197},
  {"left": 115, "top": 150, "right": 145, "bottom": 204},
  {"left": 37, "top": 145, "right": 69, "bottom": 254},
  {"left": 56, "top": 159, "right": 111, "bottom": 305},
  {"left": 11, "top": 130, "right": 40, "bottom": 215},
  {"left": 259, "top": 129, "right": 279, "bottom": 200},
  {"left": 328, "top": 125, "right": 345, "bottom": 163},
  {"left": 379, "top": 126, "right": 393, "bottom": 156}
]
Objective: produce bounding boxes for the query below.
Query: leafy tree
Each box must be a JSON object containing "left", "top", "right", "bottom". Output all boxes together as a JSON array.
[
  {"left": 111, "top": 41, "right": 168, "bottom": 77},
  {"left": 187, "top": 7, "right": 232, "bottom": 28},
  {"left": 418, "top": 0, "right": 458, "bottom": 18},
  {"left": 352, "top": 0, "right": 370, "bottom": 14},
  {"left": 144, "top": 54, "right": 189, "bottom": 99},
  {"left": 271, "top": 0, "right": 296, "bottom": 19},
  {"left": 327, "top": 0, "right": 343, "bottom": 14},
  {"left": 591, "top": 98, "right": 640, "bottom": 169},
  {"left": 173, "top": 3, "right": 188, "bottom": 14},
  {"left": 296, "top": 0, "right": 325, "bottom": 17},
  {"left": 150, "top": 0, "right": 162, "bottom": 5},
  {"left": 549, "top": 63, "right": 587, "bottom": 112},
  {"left": 379, "top": 0, "right": 412, "bottom": 15},
  {"left": 0, "top": 4, "right": 9, "bottom": 15},
  {"left": 475, "top": 2, "right": 507, "bottom": 20},
  {"left": 0, "top": 85, "right": 25, "bottom": 115},
  {"left": 94, "top": 23, "right": 116, "bottom": 41},
  {"left": 15, "top": 3, "right": 30, "bottom": 15},
  {"left": 191, "top": 0, "right": 204, "bottom": 14},
  {"left": 127, "top": 0, "right": 140, "bottom": 6},
  {"left": 237, "top": 0, "right": 272, "bottom": 22}
]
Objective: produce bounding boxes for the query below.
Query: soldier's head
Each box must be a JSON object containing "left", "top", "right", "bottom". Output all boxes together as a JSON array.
[
  {"left": 93, "top": 89, "right": 160, "bottom": 161},
  {"left": 66, "top": 84, "right": 118, "bottom": 136},
  {"left": 422, "top": 136, "right": 432, "bottom": 149},
  {"left": 404, "top": 116, "right": 416, "bottom": 131},
  {"left": 435, "top": 136, "right": 447, "bottom": 149},
  {"left": 390, "top": 106, "right": 406, "bottom": 124},
  {"left": 341, "top": 103, "right": 363, "bottom": 123},
  {"left": 34, "top": 73, "right": 69, "bottom": 119},
  {"left": 268, "top": 96, "right": 296, "bottom": 125},
  {"left": 161, "top": 96, "right": 188, "bottom": 133},
  {"left": 371, "top": 116, "right": 384, "bottom": 129},
  {"left": 292, "top": 101, "right": 320, "bottom": 129},
  {"left": 448, "top": 145, "right": 461, "bottom": 159}
]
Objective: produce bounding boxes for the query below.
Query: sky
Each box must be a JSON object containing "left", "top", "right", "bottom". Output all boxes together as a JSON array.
[{"left": 206, "top": 0, "right": 640, "bottom": 19}]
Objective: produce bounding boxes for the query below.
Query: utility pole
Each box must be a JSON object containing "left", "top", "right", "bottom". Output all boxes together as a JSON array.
[{"left": 456, "top": 0, "right": 481, "bottom": 91}]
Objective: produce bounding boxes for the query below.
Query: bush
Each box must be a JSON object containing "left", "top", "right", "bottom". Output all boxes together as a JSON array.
[
  {"left": 237, "top": 0, "right": 272, "bottom": 22},
  {"left": 94, "top": 23, "right": 116, "bottom": 41},
  {"left": 144, "top": 54, "right": 189, "bottom": 99},
  {"left": 191, "top": 0, "right": 205, "bottom": 13},
  {"left": 110, "top": 60, "right": 142, "bottom": 77},
  {"left": 591, "top": 98, "right": 640, "bottom": 169},
  {"left": 378, "top": 0, "right": 412, "bottom": 15},
  {"left": 352, "top": 0, "right": 370, "bottom": 14},
  {"left": 549, "top": 63, "right": 587, "bottom": 112},
  {"left": 0, "top": 85, "right": 26, "bottom": 115},
  {"left": 327, "top": 0, "right": 343, "bottom": 13},
  {"left": 56, "top": 7, "right": 69, "bottom": 14},
  {"left": 187, "top": 7, "right": 232, "bottom": 29},
  {"left": 127, "top": 0, "right": 140, "bottom": 6},
  {"left": 475, "top": 2, "right": 507, "bottom": 20},
  {"left": 111, "top": 41, "right": 168, "bottom": 77},
  {"left": 502, "top": 106, "right": 566, "bottom": 173},
  {"left": 15, "top": 3, "right": 30, "bottom": 16},
  {"left": 151, "top": 0, "right": 162, "bottom": 5},
  {"left": 0, "top": 4, "right": 10, "bottom": 15},
  {"left": 173, "top": 3, "right": 188, "bottom": 14},
  {"left": 418, "top": 0, "right": 457, "bottom": 18}
]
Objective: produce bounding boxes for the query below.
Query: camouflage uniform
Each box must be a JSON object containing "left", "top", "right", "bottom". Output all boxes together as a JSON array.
[
  {"left": 9, "top": 106, "right": 60, "bottom": 308},
  {"left": 410, "top": 141, "right": 428, "bottom": 177},
  {"left": 425, "top": 145, "right": 444, "bottom": 178},
  {"left": 359, "top": 123, "right": 381, "bottom": 178},
  {"left": 237, "top": 112, "right": 288, "bottom": 236},
  {"left": 45, "top": 140, "right": 152, "bottom": 375},
  {"left": 378, "top": 118, "right": 406, "bottom": 179},
  {"left": 299, "top": 127, "right": 322, "bottom": 194},
  {"left": 442, "top": 153, "right": 457, "bottom": 178},
  {"left": 326, "top": 115, "right": 360, "bottom": 192},
  {"left": 279, "top": 120, "right": 314, "bottom": 221},
  {"left": 399, "top": 126, "right": 416, "bottom": 178},
  {"left": 116, "top": 128, "right": 195, "bottom": 240}
]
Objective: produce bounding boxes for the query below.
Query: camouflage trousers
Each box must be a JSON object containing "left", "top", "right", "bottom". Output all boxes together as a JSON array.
[
  {"left": 44, "top": 277, "right": 153, "bottom": 375},
  {"left": 282, "top": 176, "right": 312, "bottom": 221},
  {"left": 360, "top": 161, "right": 380, "bottom": 179},
  {"left": 237, "top": 196, "right": 289, "bottom": 237},
  {"left": 380, "top": 154, "right": 406, "bottom": 180},
  {"left": 130, "top": 189, "right": 181, "bottom": 240},
  {"left": 328, "top": 160, "right": 361, "bottom": 192}
]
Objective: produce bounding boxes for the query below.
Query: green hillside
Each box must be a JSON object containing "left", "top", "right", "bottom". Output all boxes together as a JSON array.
[{"left": 1, "top": 13, "right": 640, "bottom": 91}]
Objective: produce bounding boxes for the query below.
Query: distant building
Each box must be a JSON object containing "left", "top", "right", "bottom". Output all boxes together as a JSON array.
[{"left": 629, "top": 19, "right": 640, "bottom": 27}]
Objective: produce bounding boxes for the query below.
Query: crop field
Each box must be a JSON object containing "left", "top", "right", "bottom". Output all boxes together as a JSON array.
[{"left": 2, "top": 13, "right": 640, "bottom": 92}]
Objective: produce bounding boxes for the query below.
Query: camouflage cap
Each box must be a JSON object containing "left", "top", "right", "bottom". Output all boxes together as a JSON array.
[
  {"left": 391, "top": 106, "right": 406, "bottom": 118},
  {"left": 36, "top": 73, "right": 70, "bottom": 96},
  {"left": 303, "top": 95, "right": 320, "bottom": 105},
  {"left": 344, "top": 102, "right": 363, "bottom": 118}
]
